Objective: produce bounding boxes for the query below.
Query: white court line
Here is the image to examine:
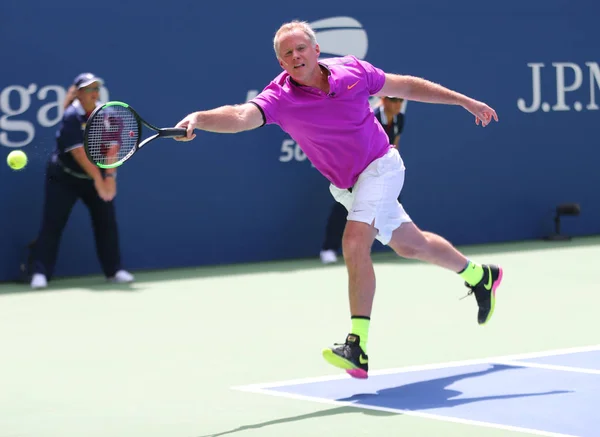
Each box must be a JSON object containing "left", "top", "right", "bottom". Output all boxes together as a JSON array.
[
  {"left": 497, "top": 360, "right": 600, "bottom": 375},
  {"left": 232, "top": 344, "right": 600, "bottom": 437},
  {"left": 234, "top": 344, "right": 600, "bottom": 390},
  {"left": 235, "top": 388, "right": 578, "bottom": 437}
]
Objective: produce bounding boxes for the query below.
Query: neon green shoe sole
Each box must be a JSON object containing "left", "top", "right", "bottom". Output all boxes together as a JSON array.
[{"left": 322, "top": 340, "right": 368, "bottom": 379}]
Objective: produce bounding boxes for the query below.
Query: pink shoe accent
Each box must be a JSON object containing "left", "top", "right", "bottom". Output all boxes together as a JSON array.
[
  {"left": 346, "top": 368, "right": 368, "bottom": 379},
  {"left": 492, "top": 268, "right": 504, "bottom": 297}
]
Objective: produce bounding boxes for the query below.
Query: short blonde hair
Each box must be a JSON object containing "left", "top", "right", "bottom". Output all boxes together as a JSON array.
[{"left": 273, "top": 20, "right": 317, "bottom": 58}]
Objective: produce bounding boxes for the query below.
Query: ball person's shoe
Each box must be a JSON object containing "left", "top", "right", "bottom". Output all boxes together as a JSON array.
[
  {"left": 320, "top": 250, "right": 338, "bottom": 264},
  {"left": 464, "top": 264, "right": 504, "bottom": 325},
  {"left": 322, "top": 334, "right": 368, "bottom": 379},
  {"left": 30, "top": 273, "right": 48, "bottom": 289},
  {"left": 108, "top": 270, "right": 135, "bottom": 283}
]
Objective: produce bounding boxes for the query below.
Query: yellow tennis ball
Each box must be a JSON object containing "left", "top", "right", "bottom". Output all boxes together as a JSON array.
[{"left": 7, "top": 150, "right": 28, "bottom": 170}]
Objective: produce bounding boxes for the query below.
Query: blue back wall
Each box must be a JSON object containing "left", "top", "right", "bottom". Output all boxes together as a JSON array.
[{"left": 1, "top": 0, "right": 598, "bottom": 281}]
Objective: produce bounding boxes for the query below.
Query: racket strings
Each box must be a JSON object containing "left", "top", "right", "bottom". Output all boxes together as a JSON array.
[{"left": 86, "top": 106, "right": 139, "bottom": 166}]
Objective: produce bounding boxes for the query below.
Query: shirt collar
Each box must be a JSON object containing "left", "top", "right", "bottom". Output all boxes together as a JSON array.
[{"left": 288, "top": 62, "right": 334, "bottom": 94}]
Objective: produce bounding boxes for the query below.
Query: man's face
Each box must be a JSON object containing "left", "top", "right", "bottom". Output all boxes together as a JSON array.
[
  {"left": 276, "top": 29, "right": 320, "bottom": 82},
  {"left": 76, "top": 81, "right": 101, "bottom": 109}
]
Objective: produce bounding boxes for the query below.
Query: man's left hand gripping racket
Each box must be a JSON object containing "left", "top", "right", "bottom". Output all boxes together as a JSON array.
[{"left": 84, "top": 101, "right": 186, "bottom": 168}]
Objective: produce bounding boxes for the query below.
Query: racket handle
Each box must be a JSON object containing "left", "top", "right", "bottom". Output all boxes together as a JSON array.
[{"left": 158, "top": 128, "right": 188, "bottom": 138}]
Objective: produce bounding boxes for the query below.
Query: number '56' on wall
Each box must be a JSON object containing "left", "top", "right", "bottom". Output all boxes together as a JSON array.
[{"left": 278, "top": 139, "right": 308, "bottom": 163}]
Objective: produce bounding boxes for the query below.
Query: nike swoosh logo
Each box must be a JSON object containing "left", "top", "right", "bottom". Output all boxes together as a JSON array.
[
  {"left": 359, "top": 355, "right": 368, "bottom": 365},
  {"left": 347, "top": 80, "right": 359, "bottom": 89},
  {"left": 484, "top": 267, "right": 493, "bottom": 290}
]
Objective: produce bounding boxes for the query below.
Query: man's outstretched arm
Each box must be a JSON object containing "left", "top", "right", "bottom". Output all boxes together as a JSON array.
[
  {"left": 174, "top": 102, "right": 265, "bottom": 141},
  {"left": 378, "top": 73, "right": 498, "bottom": 126}
]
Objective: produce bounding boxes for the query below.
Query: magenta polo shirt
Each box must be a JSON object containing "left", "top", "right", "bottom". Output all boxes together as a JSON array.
[{"left": 251, "top": 55, "right": 392, "bottom": 189}]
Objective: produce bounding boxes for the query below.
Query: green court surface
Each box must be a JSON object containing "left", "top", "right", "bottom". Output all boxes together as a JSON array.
[{"left": 1, "top": 237, "right": 599, "bottom": 437}]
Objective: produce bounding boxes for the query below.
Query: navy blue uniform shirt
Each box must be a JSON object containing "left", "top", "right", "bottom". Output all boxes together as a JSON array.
[
  {"left": 374, "top": 105, "right": 405, "bottom": 146},
  {"left": 54, "top": 99, "right": 99, "bottom": 177}
]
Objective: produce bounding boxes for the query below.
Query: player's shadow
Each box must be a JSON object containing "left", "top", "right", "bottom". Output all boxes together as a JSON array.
[
  {"left": 197, "top": 406, "right": 395, "bottom": 437},
  {"left": 337, "top": 363, "right": 572, "bottom": 410},
  {"left": 199, "top": 364, "right": 572, "bottom": 437}
]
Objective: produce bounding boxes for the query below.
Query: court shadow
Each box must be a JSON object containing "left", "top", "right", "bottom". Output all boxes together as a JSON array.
[
  {"left": 78, "top": 282, "right": 142, "bottom": 293},
  {"left": 200, "top": 364, "right": 572, "bottom": 437},
  {"left": 0, "top": 279, "right": 143, "bottom": 296},
  {"left": 337, "top": 364, "right": 572, "bottom": 410},
  {"left": 197, "top": 406, "right": 395, "bottom": 437}
]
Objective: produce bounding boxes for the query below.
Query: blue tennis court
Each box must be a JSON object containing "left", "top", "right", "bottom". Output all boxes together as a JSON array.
[{"left": 236, "top": 346, "right": 600, "bottom": 437}]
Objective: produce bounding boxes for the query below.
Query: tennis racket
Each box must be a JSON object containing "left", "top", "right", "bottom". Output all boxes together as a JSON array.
[{"left": 84, "top": 101, "right": 186, "bottom": 168}]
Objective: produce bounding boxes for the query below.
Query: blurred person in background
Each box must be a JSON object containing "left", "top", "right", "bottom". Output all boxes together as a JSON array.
[{"left": 29, "top": 73, "right": 134, "bottom": 289}]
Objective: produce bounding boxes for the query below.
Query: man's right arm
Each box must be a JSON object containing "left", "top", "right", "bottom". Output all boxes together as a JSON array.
[{"left": 175, "top": 103, "right": 264, "bottom": 141}]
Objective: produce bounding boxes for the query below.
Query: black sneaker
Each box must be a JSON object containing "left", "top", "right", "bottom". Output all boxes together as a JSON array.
[
  {"left": 464, "top": 264, "right": 504, "bottom": 325},
  {"left": 322, "top": 334, "right": 368, "bottom": 379}
]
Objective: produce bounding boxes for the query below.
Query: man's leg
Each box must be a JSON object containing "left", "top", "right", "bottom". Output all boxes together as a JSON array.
[
  {"left": 322, "top": 218, "right": 377, "bottom": 379},
  {"left": 342, "top": 220, "right": 378, "bottom": 317},
  {"left": 387, "top": 222, "right": 468, "bottom": 271},
  {"left": 387, "top": 222, "right": 503, "bottom": 325},
  {"left": 321, "top": 150, "right": 405, "bottom": 379}
]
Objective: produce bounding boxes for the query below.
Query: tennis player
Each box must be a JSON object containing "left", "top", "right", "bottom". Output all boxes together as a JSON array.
[{"left": 174, "top": 20, "right": 503, "bottom": 379}]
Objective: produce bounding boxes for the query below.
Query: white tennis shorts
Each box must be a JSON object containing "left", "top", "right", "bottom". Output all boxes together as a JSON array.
[{"left": 330, "top": 148, "right": 412, "bottom": 245}]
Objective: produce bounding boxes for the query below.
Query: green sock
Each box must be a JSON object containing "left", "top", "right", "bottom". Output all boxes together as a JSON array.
[
  {"left": 351, "top": 316, "right": 370, "bottom": 353},
  {"left": 459, "top": 260, "right": 484, "bottom": 286}
]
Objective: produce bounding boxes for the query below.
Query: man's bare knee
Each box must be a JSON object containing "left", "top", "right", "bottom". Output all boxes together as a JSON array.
[
  {"left": 342, "top": 222, "right": 376, "bottom": 261},
  {"left": 388, "top": 223, "right": 430, "bottom": 259},
  {"left": 393, "top": 238, "right": 431, "bottom": 259},
  {"left": 393, "top": 243, "right": 420, "bottom": 259},
  {"left": 343, "top": 233, "right": 371, "bottom": 259}
]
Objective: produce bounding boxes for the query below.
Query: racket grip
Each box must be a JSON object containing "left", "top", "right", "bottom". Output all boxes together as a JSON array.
[{"left": 158, "top": 128, "right": 188, "bottom": 138}]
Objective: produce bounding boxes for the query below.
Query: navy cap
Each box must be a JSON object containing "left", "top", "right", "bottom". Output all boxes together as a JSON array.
[{"left": 74, "top": 72, "right": 104, "bottom": 89}]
